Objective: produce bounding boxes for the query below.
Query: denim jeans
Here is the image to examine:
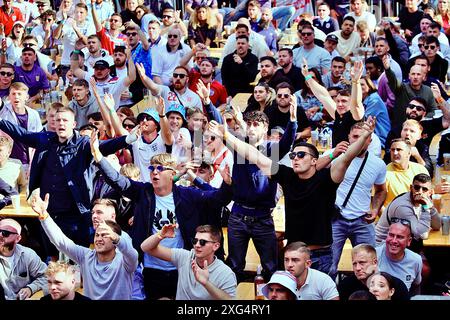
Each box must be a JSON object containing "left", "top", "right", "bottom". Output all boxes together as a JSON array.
[
  {"left": 310, "top": 247, "right": 333, "bottom": 275},
  {"left": 329, "top": 216, "right": 375, "bottom": 281},
  {"left": 226, "top": 213, "right": 278, "bottom": 282}
]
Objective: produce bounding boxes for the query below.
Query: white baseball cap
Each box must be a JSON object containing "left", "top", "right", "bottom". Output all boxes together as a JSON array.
[{"left": 261, "top": 271, "right": 298, "bottom": 300}]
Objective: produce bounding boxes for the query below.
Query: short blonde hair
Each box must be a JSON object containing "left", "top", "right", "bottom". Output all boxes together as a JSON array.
[
  {"left": 45, "top": 261, "right": 75, "bottom": 277},
  {"left": 0, "top": 135, "right": 13, "bottom": 150},
  {"left": 10, "top": 82, "right": 29, "bottom": 93},
  {"left": 120, "top": 163, "right": 141, "bottom": 180},
  {"left": 150, "top": 153, "right": 177, "bottom": 169},
  {"left": 356, "top": 20, "right": 369, "bottom": 32},
  {"left": 402, "top": 119, "right": 423, "bottom": 134}
]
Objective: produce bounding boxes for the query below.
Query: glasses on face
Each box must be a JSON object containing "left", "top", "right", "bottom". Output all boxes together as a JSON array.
[
  {"left": 418, "top": 43, "right": 424, "bottom": 48},
  {"left": 192, "top": 238, "right": 215, "bottom": 246},
  {"left": 168, "top": 34, "right": 178, "bottom": 39},
  {"left": 123, "top": 123, "right": 136, "bottom": 129},
  {"left": 407, "top": 104, "right": 426, "bottom": 112},
  {"left": 162, "top": 15, "right": 173, "bottom": 19},
  {"left": 126, "top": 32, "right": 138, "bottom": 37},
  {"left": 288, "top": 151, "right": 315, "bottom": 160},
  {"left": 0, "top": 71, "right": 13, "bottom": 77},
  {"left": 390, "top": 217, "right": 411, "bottom": 226},
  {"left": 277, "top": 93, "right": 290, "bottom": 99},
  {"left": 301, "top": 32, "right": 313, "bottom": 37},
  {"left": 23, "top": 43, "right": 35, "bottom": 48},
  {"left": 138, "top": 115, "right": 153, "bottom": 122},
  {"left": 0, "top": 229, "right": 18, "bottom": 237},
  {"left": 412, "top": 184, "right": 430, "bottom": 192},
  {"left": 173, "top": 73, "right": 186, "bottom": 79},
  {"left": 424, "top": 45, "right": 437, "bottom": 50},
  {"left": 203, "top": 135, "right": 216, "bottom": 142},
  {"left": 37, "top": 4, "right": 45, "bottom": 7},
  {"left": 148, "top": 165, "right": 174, "bottom": 172},
  {"left": 46, "top": 18, "right": 53, "bottom": 22}
]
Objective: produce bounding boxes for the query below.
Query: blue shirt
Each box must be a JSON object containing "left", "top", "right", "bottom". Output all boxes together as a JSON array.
[
  {"left": 132, "top": 42, "right": 152, "bottom": 78},
  {"left": 363, "top": 92, "right": 391, "bottom": 148}
]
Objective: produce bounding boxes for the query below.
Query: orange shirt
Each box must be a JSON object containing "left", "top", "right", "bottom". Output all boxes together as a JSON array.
[{"left": 0, "top": 6, "right": 24, "bottom": 36}]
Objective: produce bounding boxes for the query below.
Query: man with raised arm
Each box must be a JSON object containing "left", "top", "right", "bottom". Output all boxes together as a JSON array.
[{"left": 208, "top": 116, "right": 376, "bottom": 274}]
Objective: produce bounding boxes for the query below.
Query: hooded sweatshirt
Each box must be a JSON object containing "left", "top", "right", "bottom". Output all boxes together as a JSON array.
[{"left": 69, "top": 94, "right": 100, "bottom": 129}]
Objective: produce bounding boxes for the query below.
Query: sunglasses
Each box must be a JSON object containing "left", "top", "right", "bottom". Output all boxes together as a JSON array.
[
  {"left": 123, "top": 123, "right": 136, "bottom": 129},
  {"left": 168, "top": 34, "right": 178, "bottom": 39},
  {"left": 46, "top": 18, "right": 53, "bottom": 22},
  {"left": 277, "top": 93, "right": 290, "bottom": 98},
  {"left": 412, "top": 184, "right": 430, "bottom": 192},
  {"left": 390, "top": 217, "right": 411, "bottom": 226},
  {"left": 424, "top": 45, "right": 437, "bottom": 50},
  {"left": 289, "top": 151, "right": 315, "bottom": 160},
  {"left": 407, "top": 104, "right": 426, "bottom": 112},
  {"left": 0, "top": 71, "right": 13, "bottom": 77},
  {"left": 301, "top": 32, "right": 313, "bottom": 36},
  {"left": 173, "top": 73, "right": 186, "bottom": 79},
  {"left": 192, "top": 238, "right": 215, "bottom": 246},
  {"left": 23, "top": 43, "right": 35, "bottom": 48},
  {"left": 203, "top": 135, "right": 216, "bottom": 141},
  {"left": 137, "top": 115, "right": 154, "bottom": 122},
  {"left": 126, "top": 32, "right": 138, "bottom": 37},
  {"left": 148, "top": 165, "right": 174, "bottom": 172},
  {"left": 0, "top": 229, "right": 18, "bottom": 237},
  {"left": 162, "top": 15, "right": 173, "bottom": 19},
  {"left": 37, "top": 4, "right": 45, "bottom": 7}
]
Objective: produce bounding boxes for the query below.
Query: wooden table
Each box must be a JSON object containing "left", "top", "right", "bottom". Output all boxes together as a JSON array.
[
  {"left": 236, "top": 282, "right": 255, "bottom": 300},
  {"left": 424, "top": 230, "right": 450, "bottom": 247},
  {"left": 0, "top": 193, "right": 38, "bottom": 218},
  {"left": 130, "top": 96, "right": 157, "bottom": 116}
]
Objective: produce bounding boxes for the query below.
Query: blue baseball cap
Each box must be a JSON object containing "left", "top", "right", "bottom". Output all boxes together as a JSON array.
[
  {"left": 137, "top": 108, "right": 160, "bottom": 123},
  {"left": 165, "top": 103, "right": 186, "bottom": 121}
]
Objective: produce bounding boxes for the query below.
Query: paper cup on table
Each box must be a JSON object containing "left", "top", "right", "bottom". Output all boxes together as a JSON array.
[
  {"left": 11, "top": 195, "right": 21, "bottom": 213},
  {"left": 432, "top": 194, "right": 442, "bottom": 213},
  {"left": 444, "top": 153, "right": 450, "bottom": 170}
]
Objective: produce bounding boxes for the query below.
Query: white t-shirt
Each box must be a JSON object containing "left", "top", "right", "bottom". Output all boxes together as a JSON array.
[
  {"left": 151, "top": 44, "right": 192, "bottom": 86},
  {"left": 159, "top": 85, "right": 202, "bottom": 111},
  {"left": 61, "top": 20, "right": 96, "bottom": 66},
  {"left": 84, "top": 74, "right": 126, "bottom": 110},
  {"left": 31, "top": 24, "right": 58, "bottom": 48},
  {"left": 143, "top": 192, "right": 184, "bottom": 271},
  {"left": 132, "top": 134, "right": 167, "bottom": 183},
  {"left": 14, "top": 1, "right": 39, "bottom": 24},
  {"left": 82, "top": 48, "right": 114, "bottom": 72},
  {"left": 171, "top": 127, "right": 192, "bottom": 163},
  {"left": 297, "top": 268, "right": 339, "bottom": 300}
]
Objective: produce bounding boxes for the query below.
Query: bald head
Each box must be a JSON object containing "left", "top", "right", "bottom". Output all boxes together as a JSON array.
[
  {"left": 0, "top": 218, "right": 22, "bottom": 235},
  {"left": 409, "top": 65, "right": 424, "bottom": 76}
]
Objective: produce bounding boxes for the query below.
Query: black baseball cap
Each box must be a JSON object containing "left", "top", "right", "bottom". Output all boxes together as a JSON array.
[
  {"left": 93, "top": 60, "right": 110, "bottom": 69},
  {"left": 325, "top": 34, "right": 339, "bottom": 43}
]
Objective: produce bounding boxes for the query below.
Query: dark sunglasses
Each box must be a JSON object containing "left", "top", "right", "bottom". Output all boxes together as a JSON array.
[
  {"left": 126, "top": 32, "right": 138, "bottom": 37},
  {"left": 37, "top": 4, "right": 46, "bottom": 7},
  {"left": 0, "top": 71, "right": 13, "bottom": 77},
  {"left": 173, "top": 73, "right": 186, "bottom": 79},
  {"left": 137, "top": 115, "right": 154, "bottom": 122},
  {"left": 418, "top": 43, "right": 424, "bottom": 48},
  {"left": 46, "top": 18, "right": 53, "bottom": 22},
  {"left": 407, "top": 104, "right": 426, "bottom": 112},
  {"left": 277, "top": 93, "right": 290, "bottom": 98},
  {"left": 0, "top": 229, "right": 18, "bottom": 237},
  {"left": 23, "top": 43, "right": 35, "bottom": 48},
  {"left": 424, "top": 45, "right": 437, "bottom": 50},
  {"left": 168, "top": 34, "right": 179, "bottom": 39},
  {"left": 289, "top": 151, "right": 315, "bottom": 160},
  {"left": 412, "top": 184, "right": 430, "bottom": 192},
  {"left": 390, "top": 217, "right": 411, "bottom": 226},
  {"left": 301, "top": 32, "right": 313, "bottom": 36},
  {"left": 192, "top": 238, "right": 215, "bottom": 246},
  {"left": 123, "top": 123, "right": 136, "bottom": 129},
  {"left": 148, "top": 165, "right": 174, "bottom": 172},
  {"left": 162, "top": 15, "right": 173, "bottom": 19}
]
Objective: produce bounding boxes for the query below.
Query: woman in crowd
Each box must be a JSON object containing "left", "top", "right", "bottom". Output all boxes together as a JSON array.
[
  {"left": 368, "top": 272, "right": 396, "bottom": 300},
  {"left": 188, "top": 5, "right": 218, "bottom": 48},
  {"left": 245, "top": 82, "right": 275, "bottom": 114}
]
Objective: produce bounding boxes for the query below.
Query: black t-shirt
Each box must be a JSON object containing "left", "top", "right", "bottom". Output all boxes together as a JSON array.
[
  {"left": 265, "top": 102, "right": 310, "bottom": 136},
  {"left": 338, "top": 274, "right": 410, "bottom": 301},
  {"left": 40, "top": 292, "right": 92, "bottom": 301},
  {"left": 421, "top": 117, "right": 445, "bottom": 146},
  {"left": 274, "top": 65, "right": 304, "bottom": 92},
  {"left": 271, "top": 166, "right": 338, "bottom": 246},
  {"left": 332, "top": 110, "right": 357, "bottom": 147}
]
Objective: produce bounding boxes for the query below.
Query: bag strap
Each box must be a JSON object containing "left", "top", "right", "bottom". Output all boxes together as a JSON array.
[{"left": 342, "top": 152, "right": 369, "bottom": 208}]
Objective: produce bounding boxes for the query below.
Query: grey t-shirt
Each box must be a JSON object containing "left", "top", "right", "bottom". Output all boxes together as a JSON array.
[{"left": 171, "top": 249, "right": 237, "bottom": 300}]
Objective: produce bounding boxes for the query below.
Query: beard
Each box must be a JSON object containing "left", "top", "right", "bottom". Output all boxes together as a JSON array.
[{"left": 115, "top": 59, "right": 126, "bottom": 68}]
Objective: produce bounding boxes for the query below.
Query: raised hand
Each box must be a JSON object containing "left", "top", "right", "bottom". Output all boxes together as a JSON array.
[
  {"left": 362, "top": 116, "right": 376, "bottom": 136},
  {"left": 431, "top": 83, "right": 442, "bottom": 101},
  {"left": 382, "top": 54, "right": 390, "bottom": 70},
  {"left": 160, "top": 223, "right": 177, "bottom": 238},
  {"left": 89, "top": 129, "right": 102, "bottom": 162},
  {"left": 208, "top": 120, "right": 225, "bottom": 139},
  {"left": 125, "top": 123, "right": 142, "bottom": 144},
  {"left": 31, "top": 193, "right": 50, "bottom": 219},
  {"left": 155, "top": 96, "right": 165, "bottom": 116},
  {"left": 135, "top": 62, "right": 146, "bottom": 79},
  {"left": 289, "top": 95, "right": 297, "bottom": 122},
  {"left": 96, "top": 220, "right": 120, "bottom": 243},
  {"left": 218, "top": 163, "right": 232, "bottom": 185},
  {"left": 332, "top": 141, "right": 349, "bottom": 158},
  {"left": 104, "top": 93, "right": 116, "bottom": 111},
  {"left": 350, "top": 60, "right": 363, "bottom": 81},
  {"left": 192, "top": 259, "right": 209, "bottom": 285},
  {"left": 301, "top": 58, "right": 309, "bottom": 77},
  {"left": 196, "top": 80, "right": 210, "bottom": 102},
  {"left": 89, "top": 77, "right": 99, "bottom": 96}
]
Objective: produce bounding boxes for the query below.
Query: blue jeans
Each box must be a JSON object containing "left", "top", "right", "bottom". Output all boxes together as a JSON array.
[
  {"left": 330, "top": 216, "right": 375, "bottom": 281},
  {"left": 226, "top": 213, "right": 278, "bottom": 282},
  {"left": 310, "top": 247, "right": 333, "bottom": 275}
]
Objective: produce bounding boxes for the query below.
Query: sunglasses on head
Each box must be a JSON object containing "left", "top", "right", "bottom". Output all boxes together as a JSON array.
[
  {"left": 412, "top": 184, "right": 430, "bottom": 192},
  {"left": 126, "top": 32, "right": 138, "bottom": 37},
  {"left": 277, "top": 93, "right": 290, "bottom": 98},
  {"left": 191, "top": 238, "right": 215, "bottom": 246},
  {"left": 289, "top": 151, "right": 315, "bottom": 160},
  {"left": 168, "top": 34, "right": 178, "bottom": 39},
  {"left": 173, "top": 72, "right": 186, "bottom": 79},
  {"left": 162, "top": 15, "right": 173, "bottom": 19},
  {"left": 0, "top": 229, "right": 18, "bottom": 237},
  {"left": 123, "top": 123, "right": 136, "bottom": 129},
  {"left": 390, "top": 217, "right": 411, "bottom": 226},
  {"left": 0, "top": 71, "right": 13, "bottom": 77},
  {"left": 148, "top": 165, "right": 174, "bottom": 172},
  {"left": 407, "top": 104, "right": 426, "bottom": 112}
]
